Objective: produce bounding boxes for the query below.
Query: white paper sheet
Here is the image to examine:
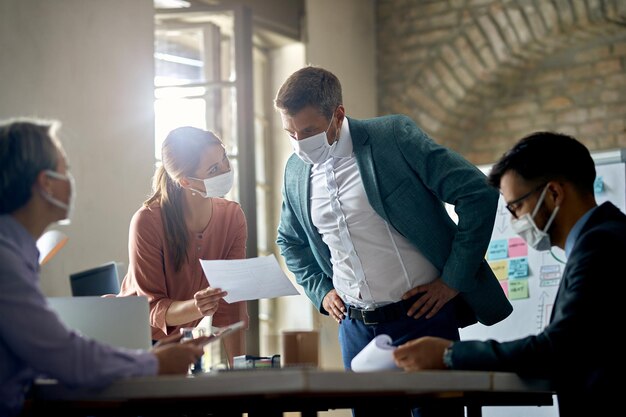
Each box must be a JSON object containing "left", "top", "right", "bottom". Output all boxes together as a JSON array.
[
  {"left": 350, "top": 334, "right": 400, "bottom": 372},
  {"left": 199, "top": 254, "right": 300, "bottom": 303}
]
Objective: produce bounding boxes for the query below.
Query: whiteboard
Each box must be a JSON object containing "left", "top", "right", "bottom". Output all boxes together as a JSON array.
[{"left": 457, "top": 161, "right": 625, "bottom": 417}]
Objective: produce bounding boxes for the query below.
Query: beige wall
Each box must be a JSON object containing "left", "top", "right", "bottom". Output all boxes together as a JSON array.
[{"left": 0, "top": 0, "right": 155, "bottom": 295}]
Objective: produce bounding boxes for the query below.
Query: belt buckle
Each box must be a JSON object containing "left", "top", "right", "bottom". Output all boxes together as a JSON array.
[{"left": 361, "top": 309, "right": 378, "bottom": 325}]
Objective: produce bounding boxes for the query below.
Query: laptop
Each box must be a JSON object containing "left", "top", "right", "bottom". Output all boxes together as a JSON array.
[
  {"left": 47, "top": 296, "right": 152, "bottom": 350},
  {"left": 69, "top": 262, "right": 120, "bottom": 296}
]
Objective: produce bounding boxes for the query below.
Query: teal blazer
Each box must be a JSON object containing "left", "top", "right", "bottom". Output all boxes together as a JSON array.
[{"left": 277, "top": 115, "right": 512, "bottom": 326}]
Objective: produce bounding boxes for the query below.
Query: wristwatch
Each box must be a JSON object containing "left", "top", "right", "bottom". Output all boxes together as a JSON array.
[{"left": 442, "top": 343, "right": 454, "bottom": 369}]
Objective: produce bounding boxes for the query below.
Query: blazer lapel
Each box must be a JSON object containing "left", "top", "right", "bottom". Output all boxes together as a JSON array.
[{"left": 349, "top": 118, "right": 388, "bottom": 221}]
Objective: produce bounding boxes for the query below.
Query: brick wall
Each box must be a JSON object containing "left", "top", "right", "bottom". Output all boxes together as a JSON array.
[{"left": 377, "top": 0, "right": 626, "bottom": 164}]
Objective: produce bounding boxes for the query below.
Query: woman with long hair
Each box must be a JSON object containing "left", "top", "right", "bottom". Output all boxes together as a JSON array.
[{"left": 119, "top": 126, "right": 248, "bottom": 360}]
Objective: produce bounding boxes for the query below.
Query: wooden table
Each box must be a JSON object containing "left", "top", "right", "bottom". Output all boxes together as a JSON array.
[{"left": 27, "top": 368, "right": 554, "bottom": 417}]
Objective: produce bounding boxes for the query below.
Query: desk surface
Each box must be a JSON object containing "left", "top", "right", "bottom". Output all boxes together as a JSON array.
[{"left": 30, "top": 369, "right": 554, "bottom": 416}]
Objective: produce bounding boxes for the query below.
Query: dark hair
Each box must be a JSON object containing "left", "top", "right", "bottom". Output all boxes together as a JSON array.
[
  {"left": 274, "top": 66, "right": 342, "bottom": 119},
  {"left": 0, "top": 119, "right": 62, "bottom": 214},
  {"left": 145, "top": 126, "right": 223, "bottom": 271},
  {"left": 487, "top": 131, "right": 595, "bottom": 194}
]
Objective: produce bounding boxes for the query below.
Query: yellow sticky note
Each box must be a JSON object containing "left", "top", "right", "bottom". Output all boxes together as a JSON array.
[{"left": 489, "top": 260, "right": 508, "bottom": 281}]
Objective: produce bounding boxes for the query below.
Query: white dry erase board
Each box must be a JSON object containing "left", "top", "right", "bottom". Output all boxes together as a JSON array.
[{"left": 453, "top": 150, "right": 626, "bottom": 417}]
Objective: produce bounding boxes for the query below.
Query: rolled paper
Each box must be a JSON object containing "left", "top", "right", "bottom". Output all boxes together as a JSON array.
[{"left": 350, "top": 334, "right": 399, "bottom": 372}]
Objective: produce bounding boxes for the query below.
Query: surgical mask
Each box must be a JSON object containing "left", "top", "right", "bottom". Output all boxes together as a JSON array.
[
  {"left": 289, "top": 114, "right": 338, "bottom": 165},
  {"left": 188, "top": 169, "right": 234, "bottom": 198},
  {"left": 41, "top": 170, "right": 75, "bottom": 226},
  {"left": 510, "top": 185, "right": 560, "bottom": 251}
]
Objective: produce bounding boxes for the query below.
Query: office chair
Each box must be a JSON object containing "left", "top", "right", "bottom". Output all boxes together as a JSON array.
[{"left": 69, "top": 261, "right": 120, "bottom": 296}]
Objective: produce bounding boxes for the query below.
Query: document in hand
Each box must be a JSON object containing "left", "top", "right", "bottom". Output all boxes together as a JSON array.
[
  {"left": 350, "top": 334, "right": 401, "bottom": 372},
  {"left": 199, "top": 254, "right": 300, "bottom": 303}
]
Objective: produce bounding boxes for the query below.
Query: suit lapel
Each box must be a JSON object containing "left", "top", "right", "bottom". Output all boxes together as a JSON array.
[{"left": 349, "top": 118, "right": 388, "bottom": 221}]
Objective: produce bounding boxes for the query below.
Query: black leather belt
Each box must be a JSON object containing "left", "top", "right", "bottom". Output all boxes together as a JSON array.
[{"left": 347, "top": 296, "right": 416, "bottom": 325}]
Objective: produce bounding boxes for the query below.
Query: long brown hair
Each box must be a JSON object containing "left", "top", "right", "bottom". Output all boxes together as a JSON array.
[{"left": 145, "top": 126, "right": 223, "bottom": 271}]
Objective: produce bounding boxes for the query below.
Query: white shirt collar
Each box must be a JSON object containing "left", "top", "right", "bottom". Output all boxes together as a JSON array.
[{"left": 331, "top": 117, "right": 353, "bottom": 158}]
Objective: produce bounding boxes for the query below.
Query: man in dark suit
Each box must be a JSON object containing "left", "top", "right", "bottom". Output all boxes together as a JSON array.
[
  {"left": 393, "top": 131, "right": 625, "bottom": 416},
  {"left": 275, "top": 66, "right": 511, "bottom": 417}
]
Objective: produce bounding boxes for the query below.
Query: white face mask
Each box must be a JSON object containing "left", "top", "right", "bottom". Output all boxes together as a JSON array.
[
  {"left": 188, "top": 169, "right": 234, "bottom": 198},
  {"left": 41, "top": 170, "right": 75, "bottom": 226},
  {"left": 510, "top": 185, "right": 560, "bottom": 251},
  {"left": 289, "top": 114, "right": 338, "bottom": 165}
]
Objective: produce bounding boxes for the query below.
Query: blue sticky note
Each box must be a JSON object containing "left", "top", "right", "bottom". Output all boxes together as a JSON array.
[
  {"left": 488, "top": 240, "right": 508, "bottom": 260},
  {"left": 594, "top": 176, "right": 604, "bottom": 194},
  {"left": 509, "top": 257, "right": 529, "bottom": 278}
]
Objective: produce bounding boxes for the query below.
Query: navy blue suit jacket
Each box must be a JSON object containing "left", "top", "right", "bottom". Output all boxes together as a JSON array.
[{"left": 451, "top": 202, "right": 626, "bottom": 415}]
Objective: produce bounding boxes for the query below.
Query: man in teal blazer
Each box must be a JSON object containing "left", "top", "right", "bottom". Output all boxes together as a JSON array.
[{"left": 275, "top": 66, "right": 511, "bottom": 417}]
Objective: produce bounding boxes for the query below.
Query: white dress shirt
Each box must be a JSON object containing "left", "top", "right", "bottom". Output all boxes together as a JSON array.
[{"left": 310, "top": 118, "right": 439, "bottom": 309}]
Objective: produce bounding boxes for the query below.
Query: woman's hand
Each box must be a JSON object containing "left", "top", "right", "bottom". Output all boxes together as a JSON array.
[{"left": 193, "top": 287, "right": 228, "bottom": 317}]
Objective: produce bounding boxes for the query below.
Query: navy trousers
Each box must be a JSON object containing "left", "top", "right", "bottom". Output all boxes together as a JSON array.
[{"left": 339, "top": 299, "right": 463, "bottom": 417}]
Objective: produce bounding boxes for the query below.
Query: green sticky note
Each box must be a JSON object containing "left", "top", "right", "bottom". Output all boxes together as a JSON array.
[{"left": 508, "top": 279, "right": 529, "bottom": 300}]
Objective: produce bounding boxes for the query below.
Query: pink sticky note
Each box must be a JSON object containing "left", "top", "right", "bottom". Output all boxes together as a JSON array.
[
  {"left": 500, "top": 280, "right": 508, "bottom": 297},
  {"left": 508, "top": 237, "right": 528, "bottom": 258}
]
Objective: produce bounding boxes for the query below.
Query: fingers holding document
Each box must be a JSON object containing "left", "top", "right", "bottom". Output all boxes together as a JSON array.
[
  {"left": 393, "top": 336, "right": 451, "bottom": 371},
  {"left": 194, "top": 287, "right": 228, "bottom": 316}
]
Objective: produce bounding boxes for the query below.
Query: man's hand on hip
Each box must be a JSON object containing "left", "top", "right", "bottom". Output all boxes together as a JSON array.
[
  {"left": 322, "top": 289, "right": 346, "bottom": 323},
  {"left": 402, "top": 278, "right": 459, "bottom": 320}
]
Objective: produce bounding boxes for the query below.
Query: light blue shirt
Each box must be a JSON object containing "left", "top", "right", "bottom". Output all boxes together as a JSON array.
[
  {"left": 564, "top": 206, "right": 598, "bottom": 258},
  {"left": 0, "top": 215, "right": 157, "bottom": 417}
]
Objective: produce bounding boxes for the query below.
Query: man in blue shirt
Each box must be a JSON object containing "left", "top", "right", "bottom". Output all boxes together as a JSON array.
[
  {"left": 0, "top": 119, "right": 207, "bottom": 417},
  {"left": 393, "top": 131, "right": 625, "bottom": 416}
]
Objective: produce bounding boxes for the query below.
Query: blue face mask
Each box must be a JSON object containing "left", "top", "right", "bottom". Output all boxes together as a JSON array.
[{"left": 510, "top": 185, "right": 560, "bottom": 251}]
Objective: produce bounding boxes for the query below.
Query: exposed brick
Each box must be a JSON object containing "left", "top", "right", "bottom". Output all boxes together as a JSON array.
[
  {"left": 416, "top": 29, "right": 452, "bottom": 44},
  {"left": 552, "top": 0, "right": 575, "bottom": 28},
  {"left": 466, "top": 25, "right": 487, "bottom": 49},
  {"left": 544, "top": 96, "right": 573, "bottom": 111},
  {"left": 535, "top": 69, "right": 564, "bottom": 84},
  {"left": 596, "top": 134, "right": 617, "bottom": 148},
  {"left": 613, "top": 42, "right": 626, "bottom": 56},
  {"left": 455, "top": 36, "right": 485, "bottom": 77},
  {"left": 574, "top": 46, "right": 610, "bottom": 63},
  {"left": 594, "top": 59, "right": 622, "bottom": 76},
  {"left": 608, "top": 119, "right": 626, "bottom": 133},
  {"left": 441, "top": 44, "right": 461, "bottom": 67},
  {"left": 579, "top": 121, "right": 605, "bottom": 136},
  {"left": 454, "top": 65, "right": 477, "bottom": 89},
  {"left": 478, "top": 14, "right": 508, "bottom": 62},
  {"left": 523, "top": 4, "right": 547, "bottom": 38},
  {"left": 478, "top": 45, "right": 498, "bottom": 71},
  {"left": 556, "top": 108, "right": 589, "bottom": 124},
  {"left": 571, "top": 0, "right": 589, "bottom": 25},
  {"left": 589, "top": 106, "right": 608, "bottom": 120},
  {"left": 435, "top": 87, "right": 457, "bottom": 109},
  {"left": 422, "top": 68, "right": 442, "bottom": 90},
  {"left": 538, "top": 1, "right": 559, "bottom": 33},
  {"left": 506, "top": 7, "right": 532, "bottom": 44},
  {"left": 491, "top": 7, "right": 518, "bottom": 47},
  {"left": 601, "top": 91, "right": 620, "bottom": 103},
  {"left": 567, "top": 64, "right": 594, "bottom": 80}
]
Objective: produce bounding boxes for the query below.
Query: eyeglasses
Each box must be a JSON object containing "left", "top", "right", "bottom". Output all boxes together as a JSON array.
[{"left": 505, "top": 183, "right": 547, "bottom": 219}]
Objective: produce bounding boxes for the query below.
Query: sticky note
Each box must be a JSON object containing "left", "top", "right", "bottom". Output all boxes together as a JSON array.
[
  {"left": 489, "top": 260, "right": 508, "bottom": 280},
  {"left": 499, "top": 280, "right": 508, "bottom": 297},
  {"left": 509, "top": 279, "right": 529, "bottom": 300},
  {"left": 509, "top": 258, "right": 529, "bottom": 279},
  {"left": 508, "top": 237, "right": 528, "bottom": 258},
  {"left": 593, "top": 176, "right": 604, "bottom": 194},
  {"left": 488, "top": 240, "right": 508, "bottom": 260}
]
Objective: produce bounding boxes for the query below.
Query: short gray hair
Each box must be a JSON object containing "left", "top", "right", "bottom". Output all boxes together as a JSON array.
[{"left": 0, "top": 118, "right": 62, "bottom": 214}]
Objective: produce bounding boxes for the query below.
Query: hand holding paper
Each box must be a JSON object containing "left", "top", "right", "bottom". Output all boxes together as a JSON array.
[
  {"left": 351, "top": 334, "right": 400, "bottom": 372},
  {"left": 199, "top": 254, "right": 300, "bottom": 303}
]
